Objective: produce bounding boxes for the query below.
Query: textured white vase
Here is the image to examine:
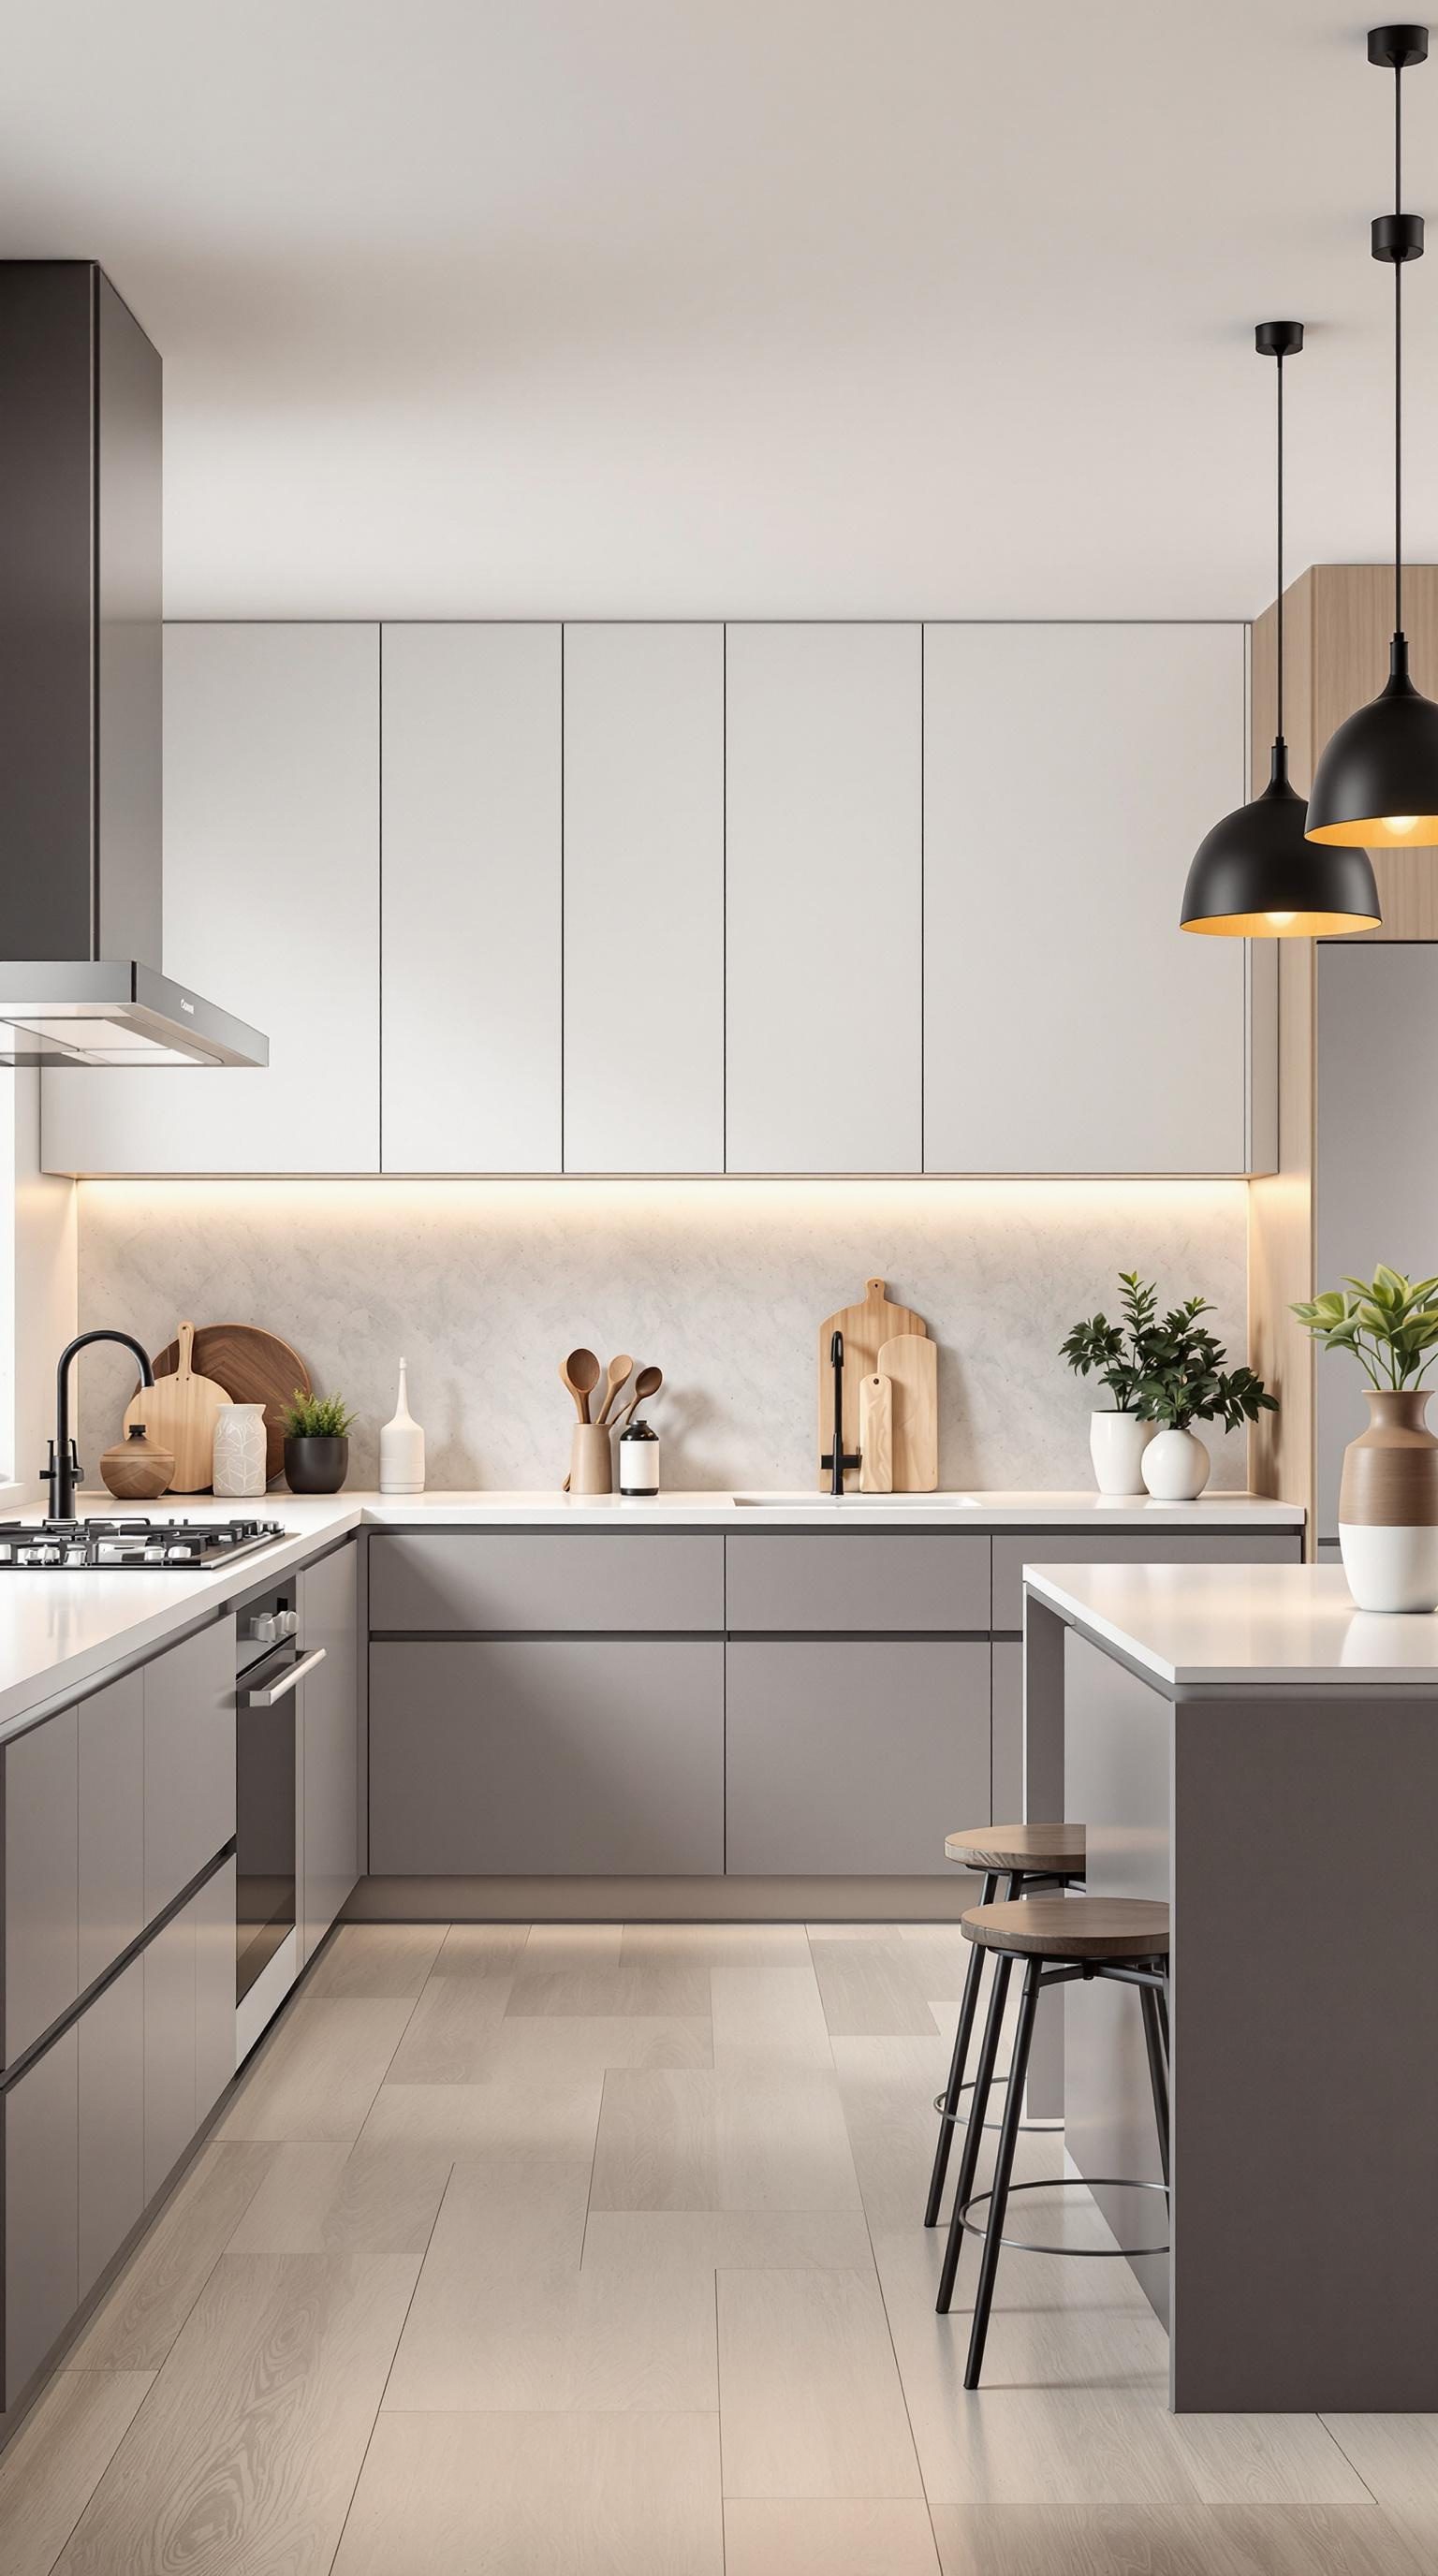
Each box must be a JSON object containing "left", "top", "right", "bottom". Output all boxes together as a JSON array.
[
  {"left": 1088, "top": 1412, "right": 1155, "bottom": 1496},
  {"left": 1338, "top": 1522, "right": 1438, "bottom": 1614},
  {"left": 212, "top": 1402, "right": 268, "bottom": 1498},
  {"left": 1140, "top": 1426, "right": 1211, "bottom": 1501},
  {"left": 380, "top": 1358, "right": 425, "bottom": 1495}
]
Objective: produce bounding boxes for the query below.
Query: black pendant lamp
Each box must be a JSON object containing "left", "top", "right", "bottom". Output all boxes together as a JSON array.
[
  {"left": 1181, "top": 326, "right": 1382, "bottom": 936},
  {"left": 1307, "top": 23, "right": 1438, "bottom": 849}
]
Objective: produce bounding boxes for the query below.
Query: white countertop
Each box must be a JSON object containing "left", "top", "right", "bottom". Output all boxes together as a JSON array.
[
  {"left": 1025, "top": 1559, "right": 1438, "bottom": 1689},
  {"left": 0, "top": 1489, "right": 1301, "bottom": 1740}
]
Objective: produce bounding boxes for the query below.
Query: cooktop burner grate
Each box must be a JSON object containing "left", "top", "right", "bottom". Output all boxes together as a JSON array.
[{"left": 0, "top": 1515, "right": 289, "bottom": 1571}]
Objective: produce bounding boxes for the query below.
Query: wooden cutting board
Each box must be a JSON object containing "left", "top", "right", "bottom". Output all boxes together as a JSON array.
[
  {"left": 125, "top": 1322, "right": 231, "bottom": 1493},
  {"left": 858, "top": 1374, "right": 893, "bottom": 1493},
  {"left": 878, "top": 1331, "right": 938, "bottom": 1491},
  {"left": 151, "top": 1323, "right": 312, "bottom": 1486},
  {"left": 815, "top": 1279, "right": 927, "bottom": 1492}
]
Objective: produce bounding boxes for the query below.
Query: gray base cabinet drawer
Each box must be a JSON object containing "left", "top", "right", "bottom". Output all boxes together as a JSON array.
[
  {"left": 79, "top": 1954, "right": 144, "bottom": 2302},
  {"left": 143, "top": 1616, "right": 236, "bottom": 1922},
  {"left": 726, "top": 1640, "right": 990, "bottom": 1875},
  {"left": 991, "top": 1530, "right": 1300, "bottom": 1631},
  {"left": 990, "top": 1640, "right": 1023, "bottom": 1832},
  {"left": 369, "top": 1531, "right": 724, "bottom": 1632},
  {"left": 726, "top": 1534, "right": 990, "bottom": 1632},
  {"left": 3, "top": 1708, "right": 79, "bottom": 2068},
  {"left": 79, "top": 1671, "right": 144, "bottom": 1994},
  {"left": 195, "top": 1858, "right": 237, "bottom": 2126},
  {"left": 370, "top": 1639, "right": 724, "bottom": 1874},
  {"left": 301, "top": 1545, "right": 360, "bottom": 1961},
  {"left": 4, "top": 2025, "right": 78, "bottom": 2408},
  {"left": 142, "top": 1904, "right": 197, "bottom": 2203}
]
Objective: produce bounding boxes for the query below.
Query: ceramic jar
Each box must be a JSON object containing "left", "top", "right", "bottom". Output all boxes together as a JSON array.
[
  {"left": 1140, "top": 1425, "right": 1211, "bottom": 1501},
  {"left": 1338, "top": 1388, "right": 1438, "bottom": 1613},
  {"left": 99, "top": 1422, "right": 175, "bottom": 1501},
  {"left": 1088, "top": 1411, "right": 1155, "bottom": 1496},
  {"left": 212, "top": 1401, "right": 268, "bottom": 1497}
]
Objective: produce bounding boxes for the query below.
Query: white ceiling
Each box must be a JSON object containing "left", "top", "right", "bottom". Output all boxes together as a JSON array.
[{"left": 3, "top": 1, "right": 1432, "bottom": 618}]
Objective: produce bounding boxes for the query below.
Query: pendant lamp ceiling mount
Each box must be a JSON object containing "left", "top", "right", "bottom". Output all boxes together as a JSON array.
[
  {"left": 1368, "top": 23, "right": 1427, "bottom": 70},
  {"left": 1254, "top": 318, "right": 1303, "bottom": 359}
]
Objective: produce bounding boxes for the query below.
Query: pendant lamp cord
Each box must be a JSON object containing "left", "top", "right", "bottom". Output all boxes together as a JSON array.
[
  {"left": 1275, "top": 343, "right": 1285, "bottom": 746},
  {"left": 1395, "top": 61, "right": 1404, "bottom": 636}
]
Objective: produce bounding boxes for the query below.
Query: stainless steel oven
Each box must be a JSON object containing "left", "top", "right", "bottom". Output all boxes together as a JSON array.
[{"left": 234, "top": 1581, "right": 326, "bottom": 2042}]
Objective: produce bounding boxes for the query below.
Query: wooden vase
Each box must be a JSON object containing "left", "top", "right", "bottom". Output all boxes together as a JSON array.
[
  {"left": 99, "top": 1423, "right": 175, "bottom": 1501},
  {"left": 1338, "top": 1387, "right": 1438, "bottom": 1613}
]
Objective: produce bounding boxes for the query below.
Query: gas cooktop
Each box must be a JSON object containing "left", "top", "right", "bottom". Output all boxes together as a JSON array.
[{"left": 0, "top": 1515, "right": 289, "bottom": 1572}]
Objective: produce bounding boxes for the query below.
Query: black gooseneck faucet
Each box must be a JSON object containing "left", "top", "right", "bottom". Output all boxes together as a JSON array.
[
  {"left": 46, "top": 1329, "right": 154, "bottom": 1521},
  {"left": 820, "top": 1329, "right": 861, "bottom": 1497}
]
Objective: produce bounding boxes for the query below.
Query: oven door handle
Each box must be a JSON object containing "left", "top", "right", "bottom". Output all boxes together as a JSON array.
[{"left": 238, "top": 1645, "right": 327, "bottom": 1706}]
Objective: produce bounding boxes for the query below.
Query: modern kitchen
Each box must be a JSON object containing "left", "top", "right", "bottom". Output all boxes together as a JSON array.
[{"left": 0, "top": 9, "right": 1436, "bottom": 2572}]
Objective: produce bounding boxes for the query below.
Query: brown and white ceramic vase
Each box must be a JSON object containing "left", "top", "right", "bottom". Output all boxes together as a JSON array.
[{"left": 1338, "top": 1389, "right": 1438, "bottom": 1613}]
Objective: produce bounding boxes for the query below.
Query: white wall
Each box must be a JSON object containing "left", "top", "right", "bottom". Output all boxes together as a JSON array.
[{"left": 76, "top": 1178, "right": 1250, "bottom": 1495}]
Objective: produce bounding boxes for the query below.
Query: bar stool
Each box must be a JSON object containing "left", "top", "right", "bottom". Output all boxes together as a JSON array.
[
  {"left": 924, "top": 1822, "right": 1086, "bottom": 2232},
  {"left": 938, "top": 1893, "right": 1170, "bottom": 2390}
]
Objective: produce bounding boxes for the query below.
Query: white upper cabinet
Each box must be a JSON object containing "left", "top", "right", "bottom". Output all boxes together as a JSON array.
[
  {"left": 726, "top": 624, "right": 922, "bottom": 1173},
  {"left": 563, "top": 624, "right": 724, "bottom": 1173},
  {"left": 381, "top": 624, "right": 560, "bottom": 1174},
  {"left": 42, "top": 624, "right": 380, "bottom": 1177},
  {"left": 922, "top": 622, "right": 1259, "bottom": 1174}
]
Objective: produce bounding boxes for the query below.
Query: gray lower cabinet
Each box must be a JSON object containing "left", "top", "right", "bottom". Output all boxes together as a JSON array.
[
  {"left": 143, "top": 1616, "right": 236, "bottom": 1921},
  {"left": 370, "top": 1639, "right": 725, "bottom": 1874},
  {"left": 2, "top": 1708, "right": 79, "bottom": 2067},
  {"left": 990, "top": 1639, "right": 1023, "bottom": 1829},
  {"left": 142, "top": 1901, "right": 196, "bottom": 2203},
  {"left": 194, "top": 1858, "right": 237, "bottom": 2125},
  {"left": 725, "top": 1639, "right": 991, "bottom": 1875},
  {"left": 78, "top": 1672, "right": 144, "bottom": 1994},
  {"left": 301, "top": 1544, "right": 360, "bottom": 1960},
  {"left": 4, "top": 2024, "right": 78, "bottom": 2408},
  {"left": 370, "top": 1530, "right": 723, "bottom": 1634},
  {"left": 78, "top": 1954, "right": 144, "bottom": 2301},
  {"left": 726, "top": 1533, "right": 990, "bottom": 1632}
]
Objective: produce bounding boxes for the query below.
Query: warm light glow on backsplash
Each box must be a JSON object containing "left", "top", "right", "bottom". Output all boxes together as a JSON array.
[{"left": 76, "top": 1176, "right": 1251, "bottom": 1497}]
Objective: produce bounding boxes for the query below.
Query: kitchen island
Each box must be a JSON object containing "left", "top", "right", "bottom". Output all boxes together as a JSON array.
[{"left": 1023, "top": 1559, "right": 1438, "bottom": 2413}]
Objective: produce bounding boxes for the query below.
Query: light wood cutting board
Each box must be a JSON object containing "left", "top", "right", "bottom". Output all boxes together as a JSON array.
[
  {"left": 878, "top": 1332, "right": 938, "bottom": 1491},
  {"left": 152, "top": 1324, "right": 311, "bottom": 1486},
  {"left": 124, "top": 1322, "right": 231, "bottom": 1493},
  {"left": 815, "top": 1279, "right": 927, "bottom": 1492},
  {"left": 858, "top": 1374, "right": 893, "bottom": 1492}
]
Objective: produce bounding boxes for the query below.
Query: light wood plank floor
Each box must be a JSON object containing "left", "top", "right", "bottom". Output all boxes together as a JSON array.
[{"left": 3, "top": 1918, "right": 1428, "bottom": 2573}]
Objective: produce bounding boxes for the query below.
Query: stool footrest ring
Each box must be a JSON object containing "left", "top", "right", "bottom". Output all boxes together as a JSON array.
[
  {"left": 956, "top": 2173, "right": 1169, "bottom": 2259},
  {"left": 932, "top": 2071, "right": 1063, "bottom": 2136}
]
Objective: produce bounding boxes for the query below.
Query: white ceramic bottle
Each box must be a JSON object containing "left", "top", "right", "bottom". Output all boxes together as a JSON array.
[{"left": 380, "top": 1358, "right": 425, "bottom": 1495}]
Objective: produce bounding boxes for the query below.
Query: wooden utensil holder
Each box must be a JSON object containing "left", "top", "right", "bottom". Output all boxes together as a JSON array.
[{"left": 568, "top": 1424, "right": 613, "bottom": 1496}]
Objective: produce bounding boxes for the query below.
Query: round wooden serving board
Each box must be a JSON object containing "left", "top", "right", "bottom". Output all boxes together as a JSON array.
[{"left": 152, "top": 1324, "right": 312, "bottom": 1486}]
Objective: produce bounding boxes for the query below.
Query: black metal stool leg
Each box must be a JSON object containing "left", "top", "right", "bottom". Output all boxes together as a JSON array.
[
  {"left": 1139, "top": 1979, "right": 1170, "bottom": 2198},
  {"left": 923, "top": 1869, "right": 999, "bottom": 2227},
  {"left": 964, "top": 1953, "right": 1044, "bottom": 2390},
  {"left": 936, "top": 1948, "right": 1012, "bottom": 2313}
]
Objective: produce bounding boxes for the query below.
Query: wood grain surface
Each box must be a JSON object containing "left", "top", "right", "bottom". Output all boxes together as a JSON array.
[
  {"left": 878, "top": 1331, "right": 938, "bottom": 1491},
  {"left": 815, "top": 1281, "right": 927, "bottom": 1492},
  {"left": 858, "top": 1375, "right": 893, "bottom": 1492},
  {"left": 123, "top": 1323, "right": 231, "bottom": 1493},
  {"left": 151, "top": 1323, "right": 312, "bottom": 1485}
]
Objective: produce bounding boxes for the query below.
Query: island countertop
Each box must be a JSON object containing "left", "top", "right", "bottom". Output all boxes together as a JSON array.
[{"left": 1024, "top": 1557, "right": 1438, "bottom": 1690}]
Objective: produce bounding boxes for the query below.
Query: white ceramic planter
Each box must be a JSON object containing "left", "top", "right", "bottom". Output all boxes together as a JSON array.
[
  {"left": 1088, "top": 1411, "right": 1155, "bottom": 1496},
  {"left": 1141, "top": 1426, "right": 1211, "bottom": 1501},
  {"left": 1338, "top": 1521, "right": 1438, "bottom": 1614},
  {"left": 212, "top": 1401, "right": 268, "bottom": 1498}
]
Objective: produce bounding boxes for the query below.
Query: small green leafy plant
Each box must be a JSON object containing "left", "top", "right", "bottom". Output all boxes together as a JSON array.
[
  {"left": 1134, "top": 1298, "right": 1276, "bottom": 1434},
  {"left": 1060, "top": 1272, "right": 1160, "bottom": 1412},
  {"left": 1292, "top": 1265, "right": 1438, "bottom": 1390},
  {"left": 283, "top": 1389, "right": 356, "bottom": 1440}
]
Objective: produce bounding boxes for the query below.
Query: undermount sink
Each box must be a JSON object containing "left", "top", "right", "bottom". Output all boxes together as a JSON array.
[{"left": 732, "top": 1492, "right": 979, "bottom": 1508}]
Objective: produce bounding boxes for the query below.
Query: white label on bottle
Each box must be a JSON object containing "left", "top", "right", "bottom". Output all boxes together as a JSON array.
[{"left": 620, "top": 1447, "right": 660, "bottom": 1493}]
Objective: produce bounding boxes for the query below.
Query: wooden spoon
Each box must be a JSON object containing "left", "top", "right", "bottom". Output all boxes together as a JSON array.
[
  {"left": 616, "top": 1364, "right": 663, "bottom": 1428},
  {"left": 560, "top": 1348, "right": 601, "bottom": 1425},
  {"left": 594, "top": 1353, "right": 634, "bottom": 1428}
]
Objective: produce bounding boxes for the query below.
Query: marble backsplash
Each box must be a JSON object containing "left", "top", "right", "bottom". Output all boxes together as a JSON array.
[{"left": 76, "top": 1178, "right": 1252, "bottom": 1495}]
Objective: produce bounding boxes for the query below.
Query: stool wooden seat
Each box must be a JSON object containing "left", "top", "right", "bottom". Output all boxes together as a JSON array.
[
  {"left": 946, "top": 1822, "right": 1086, "bottom": 1874},
  {"left": 961, "top": 1895, "right": 1169, "bottom": 1961}
]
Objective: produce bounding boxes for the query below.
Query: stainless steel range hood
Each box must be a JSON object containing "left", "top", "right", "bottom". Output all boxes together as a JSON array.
[{"left": 0, "top": 263, "right": 267, "bottom": 1069}]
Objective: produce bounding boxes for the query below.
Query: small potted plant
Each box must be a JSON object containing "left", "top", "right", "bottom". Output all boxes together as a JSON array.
[
  {"left": 282, "top": 1389, "right": 356, "bottom": 1495},
  {"left": 1134, "top": 1297, "right": 1275, "bottom": 1500},
  {"left": 1293, "top": 1266, "right": 1438, "bottom": 1611},
  {"left": 1061, "top": 1272, "right": 1161, "bottom": 1494}
]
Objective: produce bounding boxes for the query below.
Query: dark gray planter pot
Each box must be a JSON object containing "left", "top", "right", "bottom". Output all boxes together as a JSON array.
[{"left": 284, "top": 1435, "right": 349, "bottom": 1495}]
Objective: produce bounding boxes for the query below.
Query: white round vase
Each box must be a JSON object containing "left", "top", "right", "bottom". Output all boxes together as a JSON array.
[
  {"left": 1088, "top": 1411, "right": 1155, "bottom": 1497},
  {"left": 212, "top": 1401, "right": 268, "bottom": 1498},
  {"left": 1140, "top": 1426, "right": 1211, "bottom": 1501},
  {"left": 1338, "top": 1525, "right": 1438, "bottom": 1614}
]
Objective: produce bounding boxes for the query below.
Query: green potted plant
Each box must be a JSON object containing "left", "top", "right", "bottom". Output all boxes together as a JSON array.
[
  {"left": 282, "top": 1389, "right": 356, "bottom": 1496},
  {"left": 1060, "top": 1272, "right": 1161, "bottom": 1494},
  {"left": 1292, "top": 1266, "right": 1438, "bottom": 1611},
  {"left": 1134, "top": 1296, "right": 1275, "bottom": 1500}
]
